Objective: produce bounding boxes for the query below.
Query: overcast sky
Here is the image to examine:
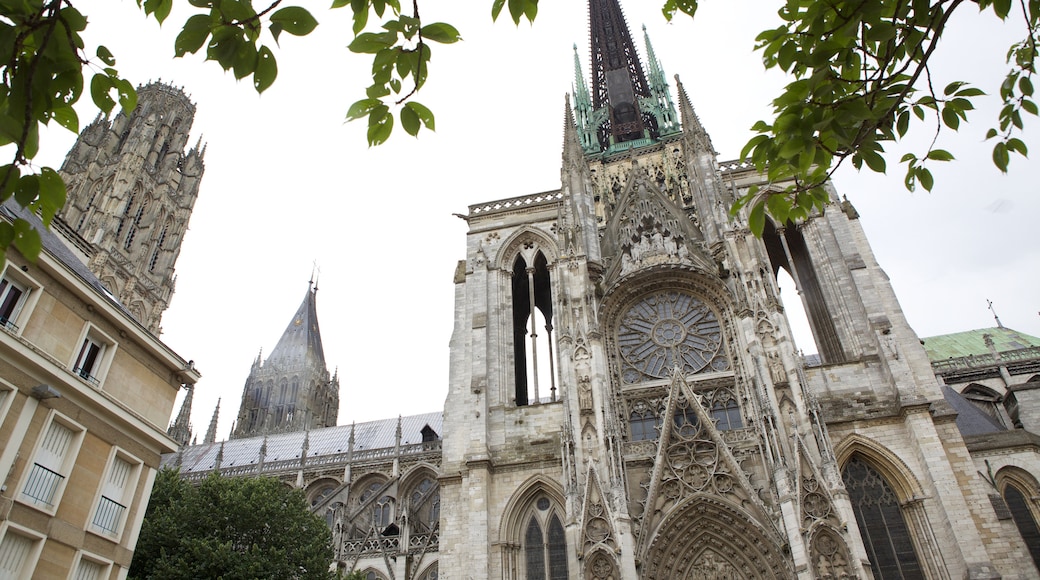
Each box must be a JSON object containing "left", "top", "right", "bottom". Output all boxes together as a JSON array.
[{"left": 32, "top": 1, "right": 1040, "bottom": 440}]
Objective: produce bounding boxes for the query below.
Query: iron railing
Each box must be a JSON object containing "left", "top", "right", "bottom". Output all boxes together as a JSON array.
[{"left": 22, "top": 463, "right": 64, "bottom": 507}]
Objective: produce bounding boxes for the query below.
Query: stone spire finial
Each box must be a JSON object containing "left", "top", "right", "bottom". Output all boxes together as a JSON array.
[
  {"left": 168, "top": 385, "right": 194, "bottom": 447},
  {"left": 203, "top": 398, "right": 221, "bottom": 444}
]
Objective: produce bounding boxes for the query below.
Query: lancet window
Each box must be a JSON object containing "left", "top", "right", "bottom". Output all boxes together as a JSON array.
[
  {"left": 511, "top": 248, "right": 555, "bottom": 406},
  {"left": 763, "top": 220, "right": 846, "bottom": 364},
  {"left": 523, "top": 505, "right": 568, "bottom": 580},
  {"left": 842, "top": 455, "right": 923, "bottom": 579},
  {"left": 409, "top": 476, "right": 440, "bottom": 533},
  {"left": 1002, "top": 482, "right": 1040, "bottom": 570}
]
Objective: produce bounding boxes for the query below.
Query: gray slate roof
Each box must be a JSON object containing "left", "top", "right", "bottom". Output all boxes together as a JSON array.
[
  {"left": 941, "top": 386, "right": 1005, "bottom": 436},
  {"left": 165, "top": 411, "right": 443, "bottom": 473}
]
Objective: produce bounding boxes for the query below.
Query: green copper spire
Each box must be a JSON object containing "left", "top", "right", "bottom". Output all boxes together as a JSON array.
[
  {"left": 572, "top": 44, "right": 599, "bottom": 152},
  {"left": 642, "top": 24, "right": 680, "bottom": 136}
]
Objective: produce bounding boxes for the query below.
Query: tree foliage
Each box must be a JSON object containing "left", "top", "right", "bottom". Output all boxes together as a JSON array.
[
  {"left": 0, "top": 0, "right": 1034, "bottom": 268},
  {"left": 129, "top": 468, "right": 333, "bottom": 580}
]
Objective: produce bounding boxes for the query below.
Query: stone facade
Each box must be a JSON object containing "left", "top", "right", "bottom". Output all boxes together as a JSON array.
[
  {"left": 167, "top": 2, "right": 1040, "bottom": 578},
  {"left": 0, "top": 82, "right": 202, "bottom": 579},
  {"left": 0, "top": 202, "right": 199, "bottom": 577},
  {"left": 56, "top": 82, "right": 205, "bottom": 336}
]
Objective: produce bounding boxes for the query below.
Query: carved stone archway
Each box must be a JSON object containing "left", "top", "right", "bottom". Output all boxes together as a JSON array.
[{"left": 641, "top": 497, "right": 792, "bottom": 579}]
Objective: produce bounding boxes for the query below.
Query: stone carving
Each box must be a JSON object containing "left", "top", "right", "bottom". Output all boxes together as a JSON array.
[
  {"left": 579, "top": 375, "right": 593, "bottom": 413},
  {"left": 811, "top": 529, "right": 853, "bottom": 579}
]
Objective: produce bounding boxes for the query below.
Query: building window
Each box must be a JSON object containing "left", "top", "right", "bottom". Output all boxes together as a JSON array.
[
  {"left": 72, "top": 326, "right": 115, "bottom": 386},
  {"left": 19, "top": 414, "right": 83, "bottom": 511},
  {"left": 842, "top": 456, "right": 924, "bottom": 579},
  {"left": 1002, "top": 484, "right": 1040, "bottom": 571},
  {"left": 711, "top": 399, "right": 743, "bottom": 430},
  {"left": 616, "top": 290, "right": 728, "bottom": 386},
  {"left": 629, "top": 408, "right": 658, "bottom": 441},
  {"left": 90, "top": 452, "right": 141, "bottom": 538},
  {"left": 72, "top": 553, "right": 111, "bottom": 580},
  {"left": 0, "top": 526, "right": 43, "bottom": 579},
  {"left": 524, "top": 511, "right": 567, "bottom": 580},
  {"left": 511, "top": 249, "right": 555, "bottom": 406},
  {"left": 0, "top": 267, "right": 39, "bottom": 333},
  {"left": 0, "top": 380, "right": 14, "bottom": 426},
  {"left": 409, "top": 477, "right": 440, "bottom": 534}
]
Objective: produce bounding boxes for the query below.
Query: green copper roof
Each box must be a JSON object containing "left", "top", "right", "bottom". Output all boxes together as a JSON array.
[{"left": 921, "top": 327, "right": 1040, "bottom": 360}]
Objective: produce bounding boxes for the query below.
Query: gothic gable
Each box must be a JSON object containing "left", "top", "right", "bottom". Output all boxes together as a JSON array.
[{"left": 600, "top": 162, "right": 713, "bottom": 285}]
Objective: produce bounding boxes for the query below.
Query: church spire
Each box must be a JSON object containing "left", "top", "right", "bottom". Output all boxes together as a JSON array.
[
  {"left": 203, "top": 398, "right": 220, "bottom": 444},
  {"left": 231, "top": 280, "right": 339, "bottom": 439},
  {"left": 167, "top": 385, "right": 194, "bottom": 447},
  {"left": 642, "top": 25, "right": 680, "bottom": 135},
  {"left": 587, "top": 0, "right": 653, "bottom": 146}
]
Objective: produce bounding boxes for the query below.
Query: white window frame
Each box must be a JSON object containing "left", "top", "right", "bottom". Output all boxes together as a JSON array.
[
  {"left": 88, "top": 447, "right": 142, "bottom": 540},
  {"left": 0, "top": 378, "right": 15, "bottom": 427},
  {"left": 17, "top": 410, "right": 85, "bottom": 514},
  {"left": 0, "top": 265, "right": 41, "bottom": 335},
  {"left": 68, "top": 550, "right": 113, "bottom": 580},
  {"left": 70, "top": 324, "right": 117, "bottom": 387},
  {"left": 0, "top": 522, "right": 45, "bottom": 580}
]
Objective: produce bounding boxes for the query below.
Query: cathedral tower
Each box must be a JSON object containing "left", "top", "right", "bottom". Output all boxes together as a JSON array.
[
  {"left": 55, "top": 82, "right": 205, "bottom": 334},
  {"left": 231, "top": 281, "right": 340, "bottom": 439},
  {"left": 439, "top": 1, "right": 1014, "bottom": 578}
]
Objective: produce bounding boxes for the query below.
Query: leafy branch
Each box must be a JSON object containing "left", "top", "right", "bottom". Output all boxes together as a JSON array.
[{"left": 732, "top": 0, "right": 1038, "bottom": 235}]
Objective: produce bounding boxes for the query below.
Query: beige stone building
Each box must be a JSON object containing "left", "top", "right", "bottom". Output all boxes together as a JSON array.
[
  {"left": 170, "top": 1, "right": 1040, "bottom": 578},
  {"left": 0, "top": 84, "right": 202, "bottom": 578}
]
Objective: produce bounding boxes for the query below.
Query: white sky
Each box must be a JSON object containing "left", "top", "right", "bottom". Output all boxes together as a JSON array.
[{"left": 31, "top": 1, "right": 1040, "bottom": 440}]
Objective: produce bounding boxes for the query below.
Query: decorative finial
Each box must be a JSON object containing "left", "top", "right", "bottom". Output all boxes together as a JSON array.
[{"left": 986, "top": 299, "right": 1004, "bottom": 328}]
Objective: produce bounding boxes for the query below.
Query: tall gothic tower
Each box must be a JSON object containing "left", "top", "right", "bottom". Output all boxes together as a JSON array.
[
  {"left": 438, "top": 1, "right": 1012, "bottom": 578},
  {"left": 55, "top": 82, "right": 205, "bottom": 334},
  {"left": 231, "top": 282, "right": 340, "bottom": 439}
]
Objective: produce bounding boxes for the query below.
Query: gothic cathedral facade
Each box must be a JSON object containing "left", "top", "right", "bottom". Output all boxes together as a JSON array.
[
  {"left": 166, "top": 2, "right": 1040, "bottom": 578},
  {"left": 437, "top": 1, "right": 1032, "bottom": 578},
  {"left": 55, "top": 82, "right": 205, "bottom": 335}
]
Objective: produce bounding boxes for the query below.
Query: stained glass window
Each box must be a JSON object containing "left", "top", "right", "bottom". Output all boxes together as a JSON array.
[
  {"left": 523, "top": 509, "right": 568, "bottom": 580},
  {"left": 711, "top": 399, "right": 743, "bottom": 430},
  {"left": 525, "top": 517, "right": 546, "bottom": 580},
  {"left": 617, "top": 291, "right": 728, "bottom": 385},
  {"left": 842, "top": 456, "right": 923, "bottom": 579},
  {"left": 1003, "top": 484, "right": 1040, "bottom": 571}
]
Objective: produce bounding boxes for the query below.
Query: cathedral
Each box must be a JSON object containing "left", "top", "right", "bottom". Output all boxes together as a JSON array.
[{"left": 162, "top": 1, "right": 1040, "bottom": 579}]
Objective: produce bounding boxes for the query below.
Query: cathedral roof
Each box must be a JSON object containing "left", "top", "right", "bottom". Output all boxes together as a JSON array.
[
  {"left": 165, "top": 411, "right": 443, "bottom": 473},
  {"left": 940, "top": 386, "right": 1005, "bottom": 436},
  {"left": 921, "top": 327, "right": 1040, "bottom": 360},
  {"left": 266, "top": 283, "right": 327, "bottom": 371}
]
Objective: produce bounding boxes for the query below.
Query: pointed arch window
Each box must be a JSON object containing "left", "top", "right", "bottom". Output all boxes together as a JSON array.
[
  {"left": 1002, "top": 483, "right": 1040, "bottom": 570},
  {"left": 524, "top": 512, "right": 567, "bottom": 580},
  {"left": 842, "top": 456, "right": 923, "bottom": 579},
  {"left": 148, "top": 220, "right": 170, "bottom": 273},
  {"left": 762, "top": 220, "right": 846, "bottom": 364},
  {"left": 511, "top": 249, "right": 555, "bottom": 406}
]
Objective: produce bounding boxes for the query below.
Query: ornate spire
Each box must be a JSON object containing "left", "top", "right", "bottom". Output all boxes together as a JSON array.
[
  {"left": 167, "top": 385, "right": 194, "bottom": 447},
  {"left": 588, "top": 0, "right": 652, "bottom": 145},
  {"left": 231, "top": 280, "right": 339, "bottom": 439},
  {"left": 642, "top": 25, "right": 679, "bottom": 135},
  {"left": 203, "top": 398, "right": 220, "bottom": 444},
  {"left": 572, "top": 45, "right": 597, "bottom": 151}
]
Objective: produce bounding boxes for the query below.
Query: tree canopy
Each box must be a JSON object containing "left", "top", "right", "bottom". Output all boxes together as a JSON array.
[
  {"left": 129, "top": 469, "right": 333, "bottom": 580},
  {"left": 0, "top": 0, "right": 1035, "bottom": 266}
]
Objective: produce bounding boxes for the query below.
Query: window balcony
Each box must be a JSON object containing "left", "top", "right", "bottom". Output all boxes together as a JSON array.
[
  {"left": 22, "top": 463, "right": 64, "bottom": 507},
  {"left": 92, "top": 495, "right": 127, "bottom": 535}
]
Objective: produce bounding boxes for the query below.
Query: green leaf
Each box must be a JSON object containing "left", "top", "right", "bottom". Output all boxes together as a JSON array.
[
  {"left": 13, "top": 174, "right": 38, "bottom": 207},
  {"left": 176, "top": 15, "right": 213, "bottom": 57},
  {"left": 748, "top": 200, "right": 766, "bottom": 237},
  {"left": 992, "top": 141, "right": 1010, "bottom": 172},
  {"left": 346, "top": 98, "right": 380, "bottom": 121},
  {"left": 917, "top": 167, "right": 934, "bottom": 191},
  {"left": 349, "top": 31, "right": 395, "bottom": 53},
  {"left": 405, "top": 101, "right": 434, "bottom": 130},
  {"left": 97, "top": 45, "right": 116, "bottom": 66},
  {"left": 420, "top": 22, "right": 461, "bottom": 44},
  {"left": 11, "top": 219, "right": 40, "bottom": 261},
  {"left": 491, "top": 0, "right": 505, "bottom": 21},
  {"left": 115, "top": 79, "right": 137, "bottom": 111},
  {"left": 367, "top": 106, "right": 393, "bottom": 146},
  {"left": 925, "top": 149, "right": 954, "bottom": 161},
  {"left": 941, "top": 106, "right": 960, "bottom": 130},
  {"left": 269, "top": 7, "right": 318, "bottom": 37},
  {"left": 400, "top": 105, "right": 419, "bottom": 136},
  {"left": 51, "top": 105, "right": 79, "bottom": 133},
  {"left": 90, "top": 74, "right": 116, "bottom": 113},
  {"left": 254, "top": 46, "right": 277, "bottom": 93},
  {"left": 37, "top": 167, "right": 66, "bottom": 225}
]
